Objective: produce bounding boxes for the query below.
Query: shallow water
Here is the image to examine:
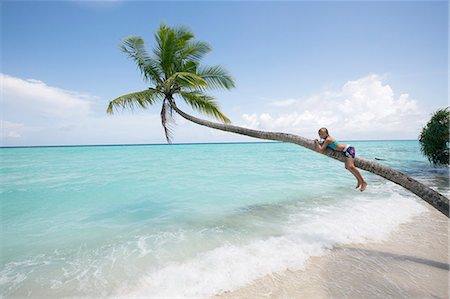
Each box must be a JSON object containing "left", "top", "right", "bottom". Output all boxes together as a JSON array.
[{"left": 0, "top": 140, "right": 448, "bottom": 297}]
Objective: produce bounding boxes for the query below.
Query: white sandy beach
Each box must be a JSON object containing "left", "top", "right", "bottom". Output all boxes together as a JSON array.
[{"left": 215, "top": 202, "right": 449, "bottom": 298}]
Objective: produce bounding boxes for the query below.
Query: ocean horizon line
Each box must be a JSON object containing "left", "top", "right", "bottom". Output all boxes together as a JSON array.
[{"left": 1, "top": 139, "right": 419, "bottom": 149}]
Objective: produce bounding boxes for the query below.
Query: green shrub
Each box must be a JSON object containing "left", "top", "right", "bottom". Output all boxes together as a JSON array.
[{"left": 419, "top": 107, "right": 450, "bottom": 165}]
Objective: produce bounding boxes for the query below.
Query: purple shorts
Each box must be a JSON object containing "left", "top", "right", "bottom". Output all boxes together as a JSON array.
[{"left": 344, "top": 146, "right": 356, "bottom": 158}]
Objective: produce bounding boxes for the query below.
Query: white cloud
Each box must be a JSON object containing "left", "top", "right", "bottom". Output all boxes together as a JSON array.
[
  {"left": 1, "top": 120, "right": 25, "bottom": 139},
  {"left": 239, "top": 74, "right": 426, "bottom": 140},
  {"left": 0, "top": 120, "right": 44, "bottom": 145},
  {"left": 1, "top": 73, "right": 166, "bottom": 145},
  {"left": 1, "top": 73, "right": 94, "bottom": 119},
  {"left": 268, "top": 98, "right": 297, "bottom": 107}
]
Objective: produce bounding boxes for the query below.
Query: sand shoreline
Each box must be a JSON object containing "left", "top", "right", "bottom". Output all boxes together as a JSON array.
[{"left": 215, "top": 203, "right": 449, "bottom": 298}]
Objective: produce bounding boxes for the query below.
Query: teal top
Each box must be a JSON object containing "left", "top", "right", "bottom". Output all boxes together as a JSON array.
[{"left": 327, "top": 140, "right": 338, "bottom": 149}]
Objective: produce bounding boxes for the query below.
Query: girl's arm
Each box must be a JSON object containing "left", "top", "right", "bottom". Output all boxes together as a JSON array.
[{"left": 314, "top": 138, "right": 330, "bottom": 153}]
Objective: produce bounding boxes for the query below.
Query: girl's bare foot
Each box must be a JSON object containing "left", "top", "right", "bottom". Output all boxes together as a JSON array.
[
  {"left": 360, "top": 181, "right": 368, "bottom": 192},
  {"left": 356, "top": 181, "right": 361, "bottom": 189}
]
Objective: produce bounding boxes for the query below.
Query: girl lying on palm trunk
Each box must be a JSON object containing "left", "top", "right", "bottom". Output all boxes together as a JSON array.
[{"left": 314, "top": 127, "right": 368, "bottom": 192}]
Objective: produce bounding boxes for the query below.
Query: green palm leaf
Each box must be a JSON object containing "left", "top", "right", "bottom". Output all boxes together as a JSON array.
[
  {"left": 178, "top": 91, "right": 231, "bottom": 124},
  {"left": 173, "top": 24, "right": 195, "bottom": 42},
  {"left": 153, "top": 24, "right": 179, "bottom": 77},
  {"left": 106, "top": 89, "right": 163, "bottom": 114},
  {"left": 165, "top": 72, "right": 207, "bottom": 92},
  {"left": 180, "top": 41, "right": 211, "bottom": 62},
  {"left": 196, "top": 65, "right": 235, "bottom": 90},
  {"left": 120, "top": 36, "right": 162, "bottom": 85}
]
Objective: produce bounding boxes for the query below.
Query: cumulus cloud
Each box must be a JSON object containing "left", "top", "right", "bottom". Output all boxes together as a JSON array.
[
  {"left": 2, "top": 73, "right": 94, "bottom": 119},
  {"left": 240, "top": 74, "right": 425, "bottom": 140},
  {"left": 0, "top": 73, "right": 165, "bottom": 145},
  {"left": 1, "top": 120, "right": 26, "bottom": 139}
]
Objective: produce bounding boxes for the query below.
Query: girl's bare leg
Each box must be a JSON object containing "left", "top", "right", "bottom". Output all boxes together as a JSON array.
[
  {"left": 349, "top": 168, "right": 366, "bottom": 191},
  {"left": 345, "top": 158, "right": 362, "bottom": 187},
  {"left": 345, "top": 157, "right": 368, "bottom": 191}
]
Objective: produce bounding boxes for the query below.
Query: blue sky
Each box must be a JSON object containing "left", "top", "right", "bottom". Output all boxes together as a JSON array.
[{"left": 1, "top": 0, "right": 448, "bottom": 146}]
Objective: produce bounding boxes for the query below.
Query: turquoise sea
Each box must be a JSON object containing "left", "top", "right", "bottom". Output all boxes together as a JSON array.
[{"left": 1, "top": 140, "right": 448, "bottom": 297}]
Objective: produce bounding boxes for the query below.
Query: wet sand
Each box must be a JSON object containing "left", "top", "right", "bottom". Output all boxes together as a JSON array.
[{"left": 215, "top": 203, "right": 449, "bottom": 298}]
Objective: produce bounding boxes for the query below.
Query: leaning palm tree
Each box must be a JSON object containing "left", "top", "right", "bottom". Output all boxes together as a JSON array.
[{"left": 107, "top": 22, "right": 449, "bottom": 217}]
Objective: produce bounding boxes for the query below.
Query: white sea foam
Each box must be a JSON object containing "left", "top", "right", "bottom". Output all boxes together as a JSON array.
[{"left": 122, "top": 185, "right": 428, "bottom": 298}]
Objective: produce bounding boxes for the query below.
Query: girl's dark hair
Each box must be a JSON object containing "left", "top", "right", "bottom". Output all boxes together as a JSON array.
[{"left": 318, "top": 127, "right": 329, "bottom": 135}]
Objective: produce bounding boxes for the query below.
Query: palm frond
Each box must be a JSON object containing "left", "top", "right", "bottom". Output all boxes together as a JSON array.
[
  {"left": 180, "top": 41, "right": 211, "bottom": 62},
  {"left": 178, "top": 91, "right": 231, "bottom": 124},
  {"left": 153, "top": 23, "right": 209, "bottom": 79},
  {"left": 106, "top": 89, "right": 162, "bottom": 114},
  {"left": 196, "top": 65, "right": 236, "bottom": 90},
  {"left": 153, "top": 23, "right": 179, "bottom": 77},
  {"left": 173, "top": 24, "right": 195, "bottom": 42},
  {"left": 120, "top": 36, "right": 163, "bottom": 85},
  {"left": 165, "top": 72, "right": 207, "bottom": 91},
  {"left": 181, "top": 60, "right": 198, "bottom": 73}
]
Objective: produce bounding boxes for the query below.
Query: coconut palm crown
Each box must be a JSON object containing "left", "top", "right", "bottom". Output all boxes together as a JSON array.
[{"left": 107, "top": 22, "right": 235, "bottom": 143}]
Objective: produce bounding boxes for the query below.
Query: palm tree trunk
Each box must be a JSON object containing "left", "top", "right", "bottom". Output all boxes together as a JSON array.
[{"left": 169, "top": 101, "right": 449, "bottom": 218}]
